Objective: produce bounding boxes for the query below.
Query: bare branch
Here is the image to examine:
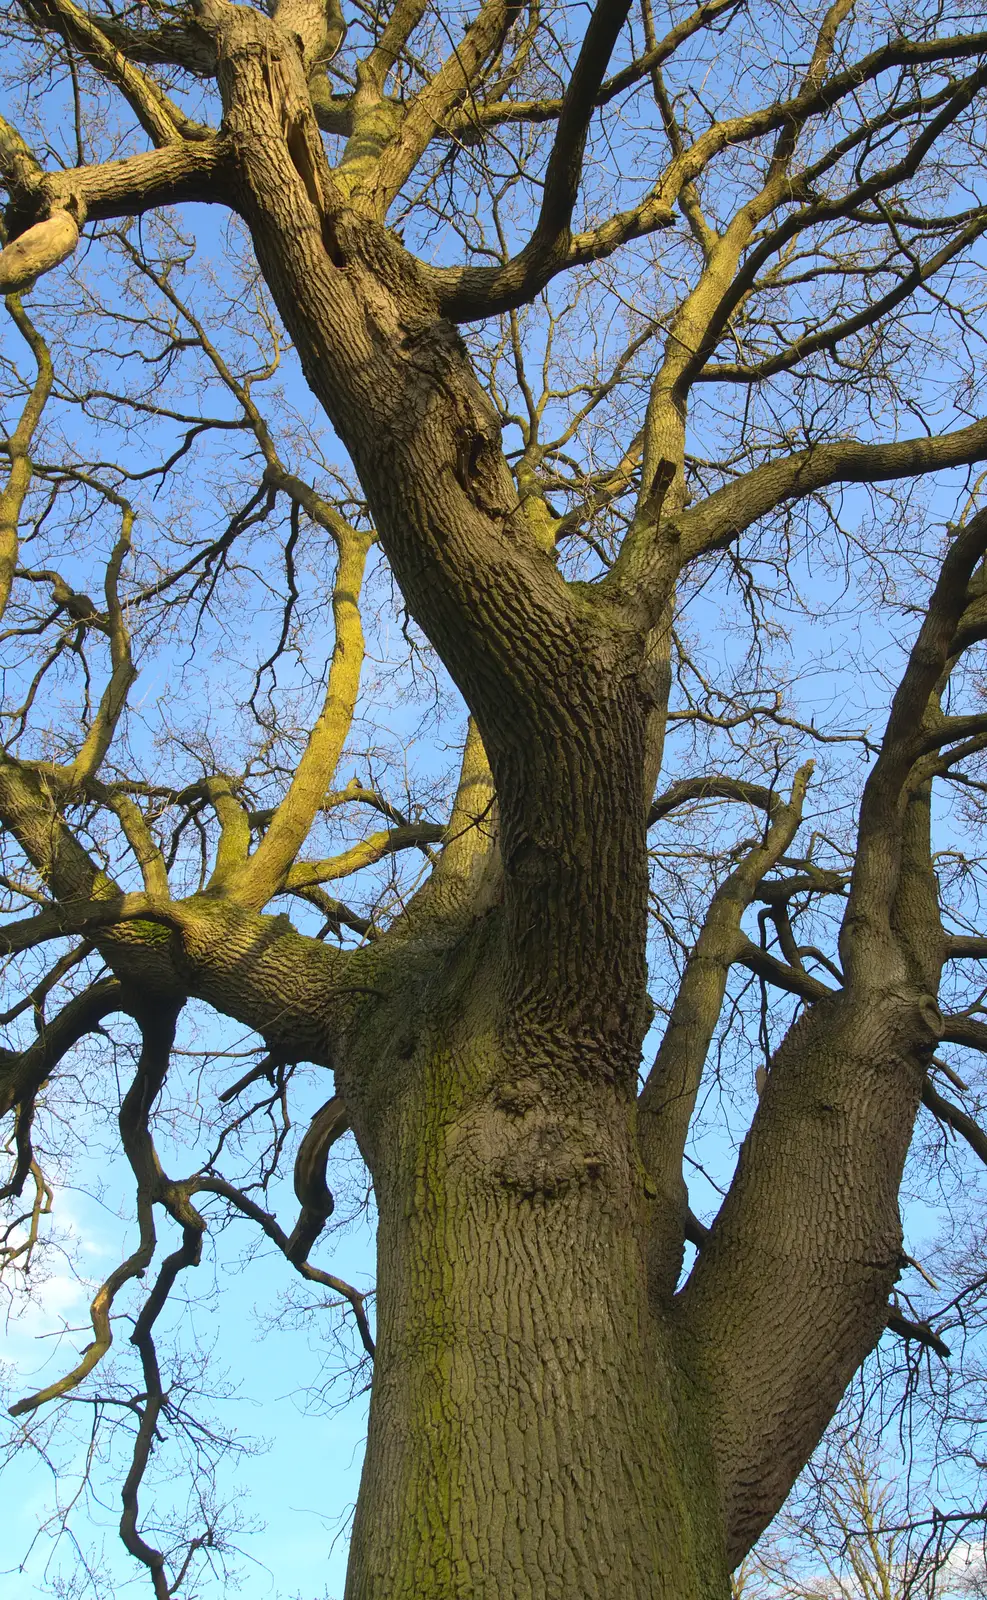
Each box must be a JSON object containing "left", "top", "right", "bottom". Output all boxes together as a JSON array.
[
  {"left": 193, "top": 1171, "right": 375, "bottom": 1357},
  {"left": 922, "top": 1077, "right": 987, "bottom": 1169},
  {"left": 283, "top": 821, "right": 446, "bottom": 892},
  {"left": 8, "top": 1002, "right": 183, "bottom": 1417},
  {"left": 229, "top": 528, "right": 372, "bottom": 908},
  {"left": 432, "top": 29, "right": 987, "bottom": 319},
  {"left": 614, "top": 416, "right": 987, "bottom": 608},
  {"left": 0, "top": 297, "right": 53, "bottom": 619},
  {"left": 0, "top": 141, "right": 231, "bottom": 291},
  {"left": 640, "top": 763, "right": 813, "bottom": 1296},
  {"left": 19, "top": 0, "right": 207, "bottom": 146},
  {"left": 885, "top": 1309, "right": 951, "bottom": 1359}
]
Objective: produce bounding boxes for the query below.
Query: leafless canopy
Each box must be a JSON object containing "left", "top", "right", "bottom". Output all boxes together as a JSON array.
[{"left": 3, "top": 0, "right": 987, "bottom": 1592}]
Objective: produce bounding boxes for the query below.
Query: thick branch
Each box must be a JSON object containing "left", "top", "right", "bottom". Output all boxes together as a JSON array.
[
  {"left": 885, "top": 1309, "right": 951, "bottom": 1358},
  {"left": 679, "top": 976, "right": 944, "bottom": 1563},
  {"left": 648, "top": 774, "right": 783, "bottom": 827},
  {"left": 0, "top": 758, "right": 350, "bottom": 1058},
  {"left": 611, "top": 414, "right": 987, "bottom": 610},
  {"left": 0, "top": 140, "right": 231, "bottom": 291},
  {"left": 69, "top": 505, "right": 137, "bottom": 783},
  {"left": 84, "top": 13, "right": 219, "bottom": 75},
  {"left": 922, "top": 1077, "right": 987, "bottom": 1167},
  {"left": 735, "top": 937, "right": 834, "bottom": 1001},
  {"left": 639, "top": 764, "right": 813, "bottom": 1297},
  {"left": 524, "top": 0, "right": 633, "bottom": 257},
  {"left": 227, "top": 527, "right": 371, "bottom": 907}
]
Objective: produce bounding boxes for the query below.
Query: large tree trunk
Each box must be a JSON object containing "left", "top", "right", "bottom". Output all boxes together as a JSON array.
[
  {"left": 145, "top": 11, "right": 949, "bottom": 1592},
  {"left": 337, "top": 922, "right": 729, "bottom": 1600},
  {"left": 5, "top": 0, "right": 987, "bottom": 1590}
]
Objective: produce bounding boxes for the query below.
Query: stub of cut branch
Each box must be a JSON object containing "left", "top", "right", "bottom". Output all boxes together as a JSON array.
[
  {"left": 0, "top": 211, "right": 79, "bottom": 294},
  {"left": 886, "top": 1308, "right": 951, "bottom": 1359}
]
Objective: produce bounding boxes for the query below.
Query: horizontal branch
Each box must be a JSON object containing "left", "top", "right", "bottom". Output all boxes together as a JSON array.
[
  {"left": 886, "top": 1309, "right": 951, "bottom": 1358},
  {"left": 85, "top": 12, "right": 219, "bottom": 75},
  {"left": 734, "top": 937, "right": 834, "bottom": 1002},
  {"left": 0, "top": 139, "right": 232, "bottom": 291},
  {"left": 756, "top": 869, "right": 849, "bottom": 905},
  {"left": 283, "top": 822, "right": 446, "bottom": 891},
  {"left": 289, "top": 884, "right": 375, "bottom": 938},
  {"left": 0, "top": 878, "right": 349, "bottom": 1069},
  {"left": 943, "top": 1013, "right": 987, "bottom": 1052},
  {"left": 0, "top": 903, "right": 68, "bottom": 955},
  {"left": 639, "top": 414, "right": 987, "bottom": 594},
  {"left": 648, "top": 774, "right": 782, "bottom": 827}
]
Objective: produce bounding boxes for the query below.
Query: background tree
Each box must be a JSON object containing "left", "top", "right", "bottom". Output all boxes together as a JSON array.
[
  {"left": 735, "top": 1428, "right": 985, "bottom": 1600},
  {"left": 4, "top": 0, "right": 987, "bottom": 1594}
]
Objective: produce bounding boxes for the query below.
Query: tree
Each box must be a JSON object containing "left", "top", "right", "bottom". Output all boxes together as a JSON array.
[
  {"left": 3, "top": 0, "right": 987, "bottom": 1592},
  {"left": 735, "top": 1427, "right": 985, "bottom": 1600}
]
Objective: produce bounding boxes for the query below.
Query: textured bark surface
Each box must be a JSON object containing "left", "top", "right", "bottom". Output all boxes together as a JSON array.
[
  {"left": 678, "top": 985, "right": 942, "bottom": 1562},
  {"left": 338, "top": 922, "right": 728, "bottom": 1600},
  {"left": 206, "top": 3, "right": 655, "bottom": 1092},
  {"left": 5, "top": 0, "right": 987, "bottom": 1592}
]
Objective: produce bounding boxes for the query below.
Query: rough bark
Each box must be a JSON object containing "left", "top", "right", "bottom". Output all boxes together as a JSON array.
[
  {"left": 199, "top": 0, "right": 654, "bottom": 1091},
  {"left": 677, "top": 983, "right": 942, "bottom": 1563},
  {"left": 337, "top": 918, "right": 729, "bottom": 1600},
  {"left": 5, "top": 0, "right": 986, "bottom": 1591}
]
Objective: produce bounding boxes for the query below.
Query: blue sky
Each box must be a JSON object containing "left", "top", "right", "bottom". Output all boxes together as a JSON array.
[
  {"left": 4, "top": 8, "right": 987, "bottom": 1590},
  {"left": 3, "top": 1142, "right": 374, "bottom": 1599}
]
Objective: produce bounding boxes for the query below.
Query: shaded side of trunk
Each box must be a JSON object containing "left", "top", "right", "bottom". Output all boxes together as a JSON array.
[
  {"left": 677, "top": 983, "right": 941, "bottom": 1564},
  {"left": 338, "top": 923, "right": 729, "bottom": 1600}
]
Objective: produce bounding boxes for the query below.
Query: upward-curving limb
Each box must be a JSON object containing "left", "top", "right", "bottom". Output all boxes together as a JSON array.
[{"left": 3, "top": 0, "right": 987, "bottom": 1592}]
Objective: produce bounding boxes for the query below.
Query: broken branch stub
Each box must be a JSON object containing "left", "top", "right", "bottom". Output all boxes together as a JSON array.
[{"left": 0, "top": 211, "right": 79, "bottom": 294}]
